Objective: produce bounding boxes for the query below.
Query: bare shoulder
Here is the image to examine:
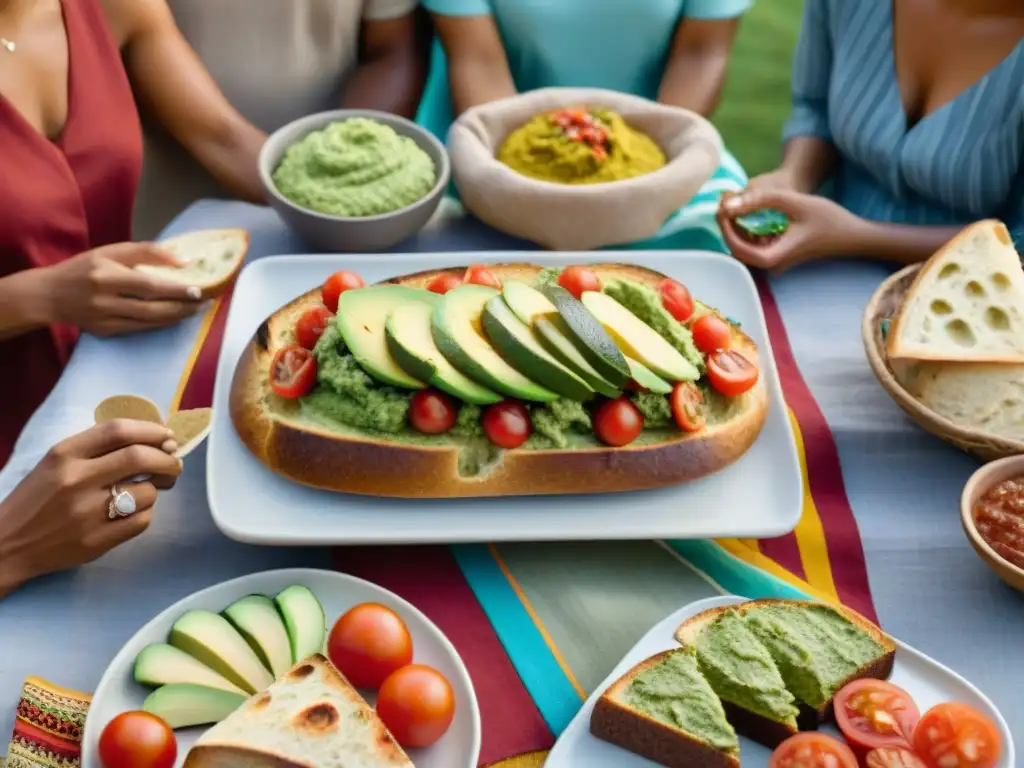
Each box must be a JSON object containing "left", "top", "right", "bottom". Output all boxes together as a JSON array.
[{"left": 98, "top": 0, "right": 173, "bottom": 47}]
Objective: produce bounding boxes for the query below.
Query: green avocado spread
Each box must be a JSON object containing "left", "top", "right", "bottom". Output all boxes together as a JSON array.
[
  {"left": 743, "top": 604, "right": 886, "bottom": 710},
  {"left": 623, "top": 651, "right": 738, "bottom": 752},
  {"left": 601, "top": 279, "right": 704, "bottom": 372},
  {"left": 693, "top": 609, "right": 799, "bottom": 725}
]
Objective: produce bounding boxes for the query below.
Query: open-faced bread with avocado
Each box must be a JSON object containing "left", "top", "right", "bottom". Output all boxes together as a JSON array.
[
  {"left": 674, "top": 599, "right": 896, "bottom": 747},
  {"left": 229, "top": 262, "right": 769, "bottom": 497}
]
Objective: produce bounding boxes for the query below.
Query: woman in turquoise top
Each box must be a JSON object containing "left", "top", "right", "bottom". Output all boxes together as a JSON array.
[
  {"left": 719, "top": 0, "right": 1023, "bottom": 270},
  {"left": 416, "top": 0, "right": 753, "bottom": 252}
]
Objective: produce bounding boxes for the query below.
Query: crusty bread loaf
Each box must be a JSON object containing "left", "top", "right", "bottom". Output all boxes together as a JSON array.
[
  {"left": 229, "top": 263, "right": 769, "bottom": 497},
  {"left": 674, "top": 599, "right": 896, "bottom": 742},
  {"left": 590, "top": 649, "right": 740, "bottom": 768},
  {"left": 887, "top": 220, "right": 1024, "bottom": 362},
  {"left": 183, "top": 654, "right": 412, "bottom": 768},
  {"left": 137, "top": 228, "right": 249, "bottom": 299}
]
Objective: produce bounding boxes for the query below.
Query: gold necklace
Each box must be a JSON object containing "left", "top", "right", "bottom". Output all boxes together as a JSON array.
[{"left": 0, "top": 37, "right": 14, "bottom": 52}]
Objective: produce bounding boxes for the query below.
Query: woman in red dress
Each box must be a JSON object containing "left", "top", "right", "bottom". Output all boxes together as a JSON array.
[{"left": 0, "top": 0, "right": 266, "bottom": 595}]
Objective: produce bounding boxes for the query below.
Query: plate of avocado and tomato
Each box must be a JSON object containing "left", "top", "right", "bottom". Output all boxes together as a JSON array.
[{"left": 80, "top": 568, "right": 481, "bottom": 768}]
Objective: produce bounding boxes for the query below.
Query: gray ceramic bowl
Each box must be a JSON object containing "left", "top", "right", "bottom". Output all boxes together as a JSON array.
[{"left": 258, "top": 109, "right": 450, "bottom": 252}]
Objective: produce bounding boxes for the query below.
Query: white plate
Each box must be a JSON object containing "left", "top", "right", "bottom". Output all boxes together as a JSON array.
[
  {"left": 206, "top": 251, "right": 801, "bottom": 545},
  {"left": 81, "top": 568, "right": 481, "bottom": 768},
  {"left": 546, "top": 595, "right": 1015, "bottom": 767}
]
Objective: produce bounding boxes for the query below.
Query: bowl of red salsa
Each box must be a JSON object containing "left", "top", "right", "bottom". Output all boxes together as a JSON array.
[{"left": 961, "top": 455, "right": 1024, "bottom": 592}]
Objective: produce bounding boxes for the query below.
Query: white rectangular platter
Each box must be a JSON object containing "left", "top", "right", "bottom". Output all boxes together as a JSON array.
[
  {"left": 545, "top": 595, "right": 1015, "bottom": 768},
  {"left": 206, "top": 251, "right": 801, "bottom": 545}
]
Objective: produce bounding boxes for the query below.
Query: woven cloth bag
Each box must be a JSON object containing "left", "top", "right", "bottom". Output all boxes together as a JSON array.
[{"left": 448, "top": 87, "right": 723, "bottom": 251}]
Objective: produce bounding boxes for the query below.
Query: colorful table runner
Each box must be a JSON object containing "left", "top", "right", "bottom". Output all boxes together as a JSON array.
[{"left": 7, "top": 275, "right": 877, "bottom": 767}]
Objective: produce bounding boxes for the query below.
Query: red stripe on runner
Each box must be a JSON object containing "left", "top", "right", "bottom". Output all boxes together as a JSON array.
[
  {"left": 333, "top": 546, "right": 554, "bottom": 766},
  {"left": 177, "top": 285, "right": 235, "bottom": 411},
  {"left": 757, "top": 535, "right": 807, "bottom": 581},
  {"left": 756, "top": 275, "right": 878, "bottom": 623}
]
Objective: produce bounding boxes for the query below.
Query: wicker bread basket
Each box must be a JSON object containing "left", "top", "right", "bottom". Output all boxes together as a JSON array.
[{"left": 862, "top": 263, "right": 1024, "bottom": 462}]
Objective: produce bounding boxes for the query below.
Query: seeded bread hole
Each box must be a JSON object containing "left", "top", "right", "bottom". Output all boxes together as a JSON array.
[
  {"left": 929, "top": 299, "right": 953, "bottom": 315},
  {"left": 944, "top": 319, "right": 976, "bottom": 347},
  {"left": 984, "top": 306, "right": 1011, "bottom": 331},
  {"left": 938, "top": 263, "right": 962, "bottom": 280},
  {"left": 992, "top": 273, "right": 1012, "bottom": 291},
  {"left": 965, "top": 280, "right": 986, "bottom": 298}
]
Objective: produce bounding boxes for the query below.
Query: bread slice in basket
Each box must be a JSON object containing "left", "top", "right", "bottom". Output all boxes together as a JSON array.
[
  {"left": 674, "top": 599, "right": 896, "bottom": 746},
  {"left": 183, "top": 653, "right": 412, "bottom": 768}
]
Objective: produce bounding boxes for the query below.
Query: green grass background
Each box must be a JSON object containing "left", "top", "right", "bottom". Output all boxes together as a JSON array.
[{"left": 714, "top": 0, "right": 804, "bottom": 177}]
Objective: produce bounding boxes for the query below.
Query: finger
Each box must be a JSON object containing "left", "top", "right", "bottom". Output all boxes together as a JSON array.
[
  {"left": 720, "top": 188, "right": 802, "bottom": 218},
  {"left": 94, "top": 261, "right": 202, "bottom": 302},
  {"left": 90, "top": 318, "right": 179, "bottom": 337},
  {"left": 57, "top": 419, "right": 175, "bottom": 460},
  {"left": 104, "top": 480, "right": 159, "bottom": 519},
  {"left": 94, "top": 294, "right": 202, "bottom": 324},
  {"left": 101, "top": 242, "right": 185, "bottom": 269},
  {"left": 94, "top": 505, "right": 155, "bottom": 551},
  {"left": 151, "top": 474, "right": 178, "bottom": 491},
  {"left": 88, "top": 444, "right": 183, "bottom": 488},
  {"left": 718, "top": 215, "right": 780, "bottom": 270}
]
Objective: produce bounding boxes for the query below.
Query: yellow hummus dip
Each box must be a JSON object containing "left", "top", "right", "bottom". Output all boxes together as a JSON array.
[{"left": 497, "top": 107, "right": 665, "bottom": 185}]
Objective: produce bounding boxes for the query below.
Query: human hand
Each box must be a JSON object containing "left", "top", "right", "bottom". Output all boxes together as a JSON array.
[
  {"left": 0, "top": 420, "right": 182, "bottom": 596},
  {"left": 717, "top": 188, "right": 864, "bottom": 273},
  {"left": 38, "top": 242, "right": 204, "bottom": 336},
  {"left": 745, "top": 167, "right": 804, "bottom": 195}
]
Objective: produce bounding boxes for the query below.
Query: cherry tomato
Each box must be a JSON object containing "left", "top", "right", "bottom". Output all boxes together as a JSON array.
[
  {"left": 624, "top": 378, "right": 647, "bottom": 393},
  {"left": 913, "top": 702, "right": 1003, "bottom": 768},
  {"left": 768, "top": 733, "right": 859, "bottom": 768},
  {"left": 321, "top": 271, "right": 365, "bottom": 313},
  {"left": 557, "top": 266, "right": 601, "bottom": 300},
  {"left": 593, "top": 397, "right": 643, "bottom": 447},
  {"left": 295, "top": 306, "right": 334, "bottom": 350},
  {"left": 269, "top": 344, "right": 317, "bottom": 399},
  {"left": 834, "top": 679, "right": 920, "bottom": 753},
  {"left": 670, "top": 382, "right": 706, "bottom": 432},
  {"left": 866, "top": 748, "right": 929, "bottom": 768},
  {"left": 409, "top": 390, "right": 457, "bottom": 434},
  {"left": 706, "top": 349, "right": 760, "bottom": 397},
  {"left": 327, "top": 603, "right": 413, "bottom": 690},
  {"left": 98, "top": 712, "right": 176, "bottom": 768},
  {"left": 463, "top": 265, "right": 501, "bottom": 289},
  {"left": 376, "top": 664, "right": 455, "bottom": 748},
  {"left": 481, "top": 401, "right": 531, "bottom": 449},
  {"left": 690, "top": 313, "right": 732, "bottom": 353},
  {"left": 427, "top": 273, "right": 463, "bottom": 295},
  {"left": 659, "top": 279, "right": 695, "bottom": 323}
]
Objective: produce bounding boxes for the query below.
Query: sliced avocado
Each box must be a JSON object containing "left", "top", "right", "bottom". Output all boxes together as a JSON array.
[
  {"left": 502, "top": 281, "right": 558, "bottom": 326},
  {"left": 335, "top": 285, "right": 429, "bottom": 389},
  {"left": 535, "top": 315, "right": 621, "bottom": 398},
  {"left": 142, "top": 683, "right": 247, "bottom": 730},
  {"left": 223, "top": 594, "right": 293, "bottom": 680},
  {"left": 432, "top": 284, "right": 558, "bottom": 402},
  {"left": 386, "top": 301, "right": 502, "bottom": 405},
  {"left": 581, "top": 291, "right": 699, "bottom": 382},
  {"left": 133, "top": 643, "right": 247, "bottom": 695},
  {"left": 625, "top": 356, "right": 673, "bottom": 394},
  {"left": 168, "top": 610, "right": 274, "bottom": 695},
  {"left": 482, "top": 296, "right": 593, "bottom": 401},
  {"left": 541, "top": 284, "right": 630, "bottom": 387},
  {"left": 274, "top": 585, "right": 326, "bottom": 664}
]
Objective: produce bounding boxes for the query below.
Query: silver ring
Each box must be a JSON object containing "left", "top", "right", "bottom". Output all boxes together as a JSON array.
[{"left": 108, "top": 485, "right": 137, "bottom": 519}]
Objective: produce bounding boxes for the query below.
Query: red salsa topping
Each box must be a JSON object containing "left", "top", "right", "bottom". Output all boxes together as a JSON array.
[
  {"left": 973, "top": 474, "right": 1024, "bottom": 569},
  {"left": 550, "top": 107, "right": 610, "bottom": 162}
]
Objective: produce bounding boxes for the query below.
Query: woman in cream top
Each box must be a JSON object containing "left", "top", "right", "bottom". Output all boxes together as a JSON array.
[{"left": 134, "top": 0, "right": 427, "bottom": 239}]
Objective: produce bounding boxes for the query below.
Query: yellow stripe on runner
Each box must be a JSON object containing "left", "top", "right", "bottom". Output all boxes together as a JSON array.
[
  {"left": 167, "top": 299, "right": 222, "bottom": 414},
  {"left": 488, "top": 544, "right": 587, "bottom": 701}
]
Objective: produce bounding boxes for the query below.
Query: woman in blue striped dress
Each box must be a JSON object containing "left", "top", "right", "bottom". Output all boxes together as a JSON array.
[
  {"left": 720, "top": 0, "right": 1023, "bottom": 269},
  {"left": 415, "top": 0, "right": 752, "bottom": 253}
]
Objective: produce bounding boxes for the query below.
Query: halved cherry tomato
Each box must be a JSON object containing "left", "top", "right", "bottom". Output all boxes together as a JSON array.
[
  {"left": 295, "top": 306, "right": 334, "bottom": 350},
  {"left": 427, "top": 273, "right": 463, "bottom": 295},
  {"left": 706, "top": 349, "right": 759, "bottom": 397},
  {"left": 670, "top": 382, "right": 706, "bottom": 432},
  {"left": 834, "top": 679, "right": 920, "bottom": 753},
  {"left": 269, "top": 344, "right": 317, "bottom": 399},
  {"left": 464, "top": 265, "right": 501, "bottom": 289},
  {"left": 768, "top": 733, "right": 858, "bottom": 768},
  {"left": 594, "top": 397, "right": 643, "bottom": 446},
  {"left": 481, "top": 401, "right": 531, "bottom": 449},
  {"left": 327, "top": 603, "right": 413, "bottom": 691},
  {"left": 690, "top": 313, "right": 732, "bottom": 353},
  {"left": 659, "top": 279, "right": 695, "bottom": 323},
  {"left": 557, "top": 266, "right": 601, "bottom": 299},
  {"left": 624, "top": 378, "right": 647, "bottom": 393},
  {"left": 866, "top": 748, "right": 929, "bottom": 768},
  {"left": 99, "top": 712, "right": 177, "bottom": 768},
  {"left": 376, "top": 664, "right": 455, "bottom": 748},
  {"left": 409, "top": 390, "right": 457, "bottom": 434},
  {"left": 913, "top": 702, "right": 1003, "bottom": 768},
  {"left": 321, "top": 270, "right": 365, "bottom": 313}
]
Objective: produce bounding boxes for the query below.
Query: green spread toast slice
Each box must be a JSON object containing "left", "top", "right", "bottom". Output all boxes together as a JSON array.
[{"left": 591, "top": 649, "right": 740, "bottom": 768}]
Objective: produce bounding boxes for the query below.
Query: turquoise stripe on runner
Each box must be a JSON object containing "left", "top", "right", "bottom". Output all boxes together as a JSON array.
[
  {"left": 451, "top": 543, "right": 581, "bottom": 735},
  {"left": 667, "top": 540, "right": 812, "bottom": 600}
]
